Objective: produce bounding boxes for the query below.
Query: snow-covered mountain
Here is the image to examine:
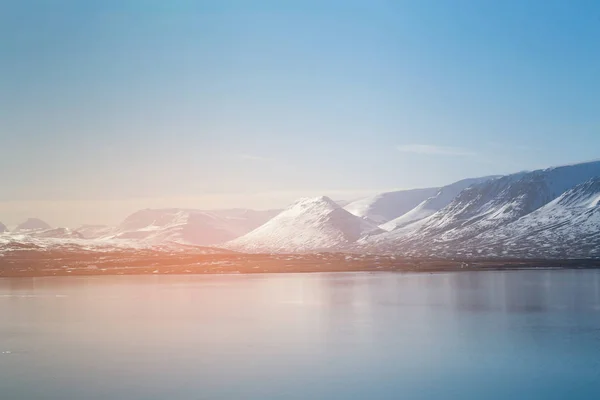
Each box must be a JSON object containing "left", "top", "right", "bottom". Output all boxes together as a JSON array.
[
  {"left": 74, "top": 225, "right": 115, "bottom": 239},
  {"left": 26, "top": 227, "right": 84, "bottom": 239},
  {"left": 381, "top": 176, "right": 498, "bottom": 231},
  {"left": 14, "top": 218, "right": 52, "bottom": 232},
  {"left": 360, "top": 160, "right": 600, "bottom": 257},
  {"left": 227, "top": 196, "right": 382, "bottom": 253},
  {"left": 0, "top": 222, "right": 7, "bottom": 233},
  {"left": 0, "top": 227, "right": 86, "bottom": 251},
  {"left": 109, "top": 208, "right": 281, "bottom": 246},
  {"left": 461, "top": 178, "right": 600, "bottom": 258},
  {"left": 0, "top": 231, "right": 230, "bottom": 255},
  {"left": 0, "top": 209, "right": 280, "bottom": 250},
  {"left": 344, "top": 187, "right": 439, "bottom": 224}
]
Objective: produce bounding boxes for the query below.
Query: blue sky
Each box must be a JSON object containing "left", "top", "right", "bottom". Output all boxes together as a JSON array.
[{"left": 1, "top": 0, "right": 599, "bottom": 226}]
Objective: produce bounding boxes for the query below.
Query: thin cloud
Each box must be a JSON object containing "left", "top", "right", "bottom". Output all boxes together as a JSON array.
[{"left": 397, "top": 144, "right": 475, "bottom": 156}]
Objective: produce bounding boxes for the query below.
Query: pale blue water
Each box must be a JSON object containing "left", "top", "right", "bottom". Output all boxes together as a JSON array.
[{"left": 1, "top": 271, "right": 600, "bottom": 399}]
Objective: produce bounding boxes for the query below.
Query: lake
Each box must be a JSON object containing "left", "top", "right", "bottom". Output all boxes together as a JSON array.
[{"left": 2, "top": 271, "right": 600, "bottom": 399}]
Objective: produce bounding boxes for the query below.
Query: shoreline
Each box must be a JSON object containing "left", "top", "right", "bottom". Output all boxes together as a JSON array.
[{"left": 1, "top": 250, "right": 599, "bottom": 278}]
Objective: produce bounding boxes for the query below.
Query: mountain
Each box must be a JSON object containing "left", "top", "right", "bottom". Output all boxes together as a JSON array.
[
  {"left": 28, "top": 228, "right": 84, "bottom": 239},
  {"left": 74, "top": 225, "right": 115, "bottom": 239},
  {"left": 110, "top": 208, "right": 281, "bottom": 246},
  {"left": 343, "top": 187, "right": 439, "bottom": 224},
  {"left": 360, "top": 160, "right": 600, "bottom": 257},
  {"left": 0, "top": 232, "right": 233, "bottom": 257},
  {"left": 14, "top": 218, "right": 52, "bottom": 232},
  {"left": 381, "top": 176, "right": 499, "bottom": 231},
  {"left": 461, "top": 178, "right": 600, "bottom": 258},
  {"left": 0, "top": 222, "right": 7, "bottom": 233},
  {"left": 227, "top": 196, "right": 383, "bottom": 253}
]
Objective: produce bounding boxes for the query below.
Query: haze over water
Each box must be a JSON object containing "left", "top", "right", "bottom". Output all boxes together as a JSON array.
[{"left": 2, "top": 271, "right": 600, "bottom": 399}]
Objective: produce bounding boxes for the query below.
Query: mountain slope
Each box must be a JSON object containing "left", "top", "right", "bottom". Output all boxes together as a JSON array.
[
  {"left": 344, "top": 187, "right": 439, "bottom": 224},
  {"left": 381, "top": 176, "right": 498, "bottom": 231},
  {"left": 0, "top": 222, "right": 7, "bottom": 233},
  {"left": 462, "top": 178, "right": 600, "bottom": 258},
  {"left": 227, "top": 196, "right": 383, "bottom": 253},
  {"left": 29, "top": 228, "right": 84, "bottom": 239},
  {"left": 361, "top": 160, "right": 600, "bottom": 256},
  {"left": 111, "top": 208, "right": 281, "bottom": 246},
  {"left": 74, "top": 225, "right": 115, "bottom": 239}
]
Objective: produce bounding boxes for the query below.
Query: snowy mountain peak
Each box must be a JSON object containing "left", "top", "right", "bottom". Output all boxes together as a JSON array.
[
  {"left": 0, "top": 222, "right": 7, "bottom": 233},
  {"left": 293, "top": 195, "right": 338, "bottom": 207},
  {"left": 227, "top": 196, "right": 383, "bottom": 253}
]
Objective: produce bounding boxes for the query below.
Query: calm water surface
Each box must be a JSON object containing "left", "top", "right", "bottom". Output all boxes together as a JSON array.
[{"left": 2, "top": 271, "right": 600, "bottom": 399}]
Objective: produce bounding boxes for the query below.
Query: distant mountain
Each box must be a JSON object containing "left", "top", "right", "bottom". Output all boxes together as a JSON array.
[
  {"left": 0, "top": 222, "right": 7, "bottom": 233},
  {"left": 74, "top": 225, "right": 115, "bottom": 239},
  {"left": 28, "top": 228, "right": 84, "bottom": 239},
  {"left": 14, "top": 218, "right": 52, "bottom": 232},
  {"left": 227, "top": 196, "right": 382, "bottom": 253},
  {"left": 381, "top": 176, "right": 499, "bottom": 231},
  {"left": 360, "top": 160, "right": 600, "bottom": 257},
  {"left": 0, "top": 232, "right": 233, "bottom": 256},
  {"left": 344, "top": 187, "right": 439, "bottom": 224},
  {"left": 110, "top": 208, "right": 281, "bottom": 246}
]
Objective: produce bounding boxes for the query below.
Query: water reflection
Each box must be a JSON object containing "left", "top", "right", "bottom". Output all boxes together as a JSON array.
[{"left": 2, "top": 271, "right": 600, "bottom": 399}]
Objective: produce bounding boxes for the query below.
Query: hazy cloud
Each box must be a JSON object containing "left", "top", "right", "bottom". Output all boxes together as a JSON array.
[{"left": 397, "top": 144, "right": 475, "bottom": 156}]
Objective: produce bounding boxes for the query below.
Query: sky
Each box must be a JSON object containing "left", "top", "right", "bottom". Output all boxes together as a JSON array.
[{"left": 1, "top": 0, "right": 599, "bottom": 227}]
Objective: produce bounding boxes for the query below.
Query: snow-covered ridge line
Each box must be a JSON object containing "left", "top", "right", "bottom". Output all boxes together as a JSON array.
[{"left": 358, "top": 160, "right": 600, "bottom": 258}]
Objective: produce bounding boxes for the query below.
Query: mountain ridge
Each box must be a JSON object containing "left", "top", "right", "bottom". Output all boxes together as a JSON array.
[
  {"left": 381, "top": 176, "right": 499, "bottom": 231},
  {"left": 359, "top": 160, "right": 600, "bottom": 257}
]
